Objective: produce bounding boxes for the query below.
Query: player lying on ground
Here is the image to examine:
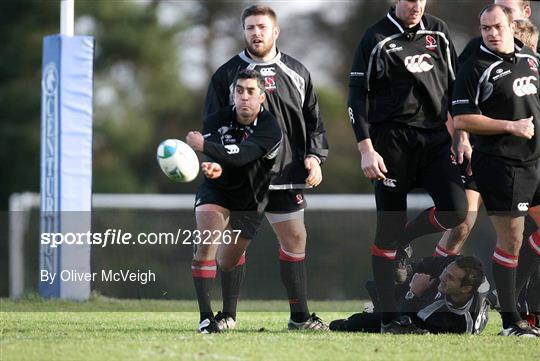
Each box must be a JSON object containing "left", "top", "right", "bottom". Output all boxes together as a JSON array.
[
  {"left": 348, "top": 0, "right": 468, "bottom": 333},
  {"left": 330, "top": 256, "right": 489, "bottom": 334},
  {"left": 186, "top": 69, "right": 282, "bottom": 333}
]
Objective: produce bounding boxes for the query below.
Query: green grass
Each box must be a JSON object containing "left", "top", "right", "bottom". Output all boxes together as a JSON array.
[{"left": 1, "top": 296, "right": 539, "bottom": 361}]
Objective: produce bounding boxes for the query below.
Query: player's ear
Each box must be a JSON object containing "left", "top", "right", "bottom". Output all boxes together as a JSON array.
[
  {"left": 523, "top": 6, "right": 531, "bottom": 18},
  {"left": 460, "top": 285, "right": 472, "bottom": 295},
  {"left": 273, "top": 24, "right": 280, "bottom": 40},
  {"left": 259, "top": 91, "right": 266, "bottom": 103}
]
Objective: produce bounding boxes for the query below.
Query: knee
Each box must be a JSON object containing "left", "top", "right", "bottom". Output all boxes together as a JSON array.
[
  {"left": 216, "top": 256, "right": 236, "bottom": 272},
  {"left": 278, "top": 228, "right": 306, "bottom": 252},
  {"left": 438, "top": 208, "right": 468, "bottom": 230},
  {"left": 194, "top": 244, "right": 215, "bottom": 261}
]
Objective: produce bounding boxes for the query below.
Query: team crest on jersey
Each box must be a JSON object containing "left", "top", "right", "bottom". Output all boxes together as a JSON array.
[
  {"left": 264, "top": 76, "right": 276, "bottom": 92},
  {"left": 425, "top": 35, "right": 437, "bottom": 51},
  {"left": 528, "top": 59, "right": 538, "bottom": 73}
]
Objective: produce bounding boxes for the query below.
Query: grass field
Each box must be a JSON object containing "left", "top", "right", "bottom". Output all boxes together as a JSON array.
[{"left": 1, "top": 295, "right": 539, "bottom": 361}]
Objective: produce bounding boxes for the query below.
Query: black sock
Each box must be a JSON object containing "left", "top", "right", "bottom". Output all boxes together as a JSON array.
[
  {"left": 492, "top": 248, "right": 521, "bottom": 328},
  {"left": 279, "top": 248, "right": 310, "bottom": 323},
  {"left": 371, "top": 245, "right": 398, "bottom": 324},
  {"left": 221, "top": 255, "right": 246, "bottom": 321},
  {"left": 192, "top": 260, "right": 216, "bottom": 322},
  {"left": 401, "top": 207, "right": 448, "bottom": 247},
  {"left": 516, "top": 232, "right": 540, "bottom": 298}
]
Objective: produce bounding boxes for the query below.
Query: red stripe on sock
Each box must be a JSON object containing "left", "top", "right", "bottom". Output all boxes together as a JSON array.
[
  {"left": 428, "top": 207, "right": 448, "bottom": 231},
  {"left": 371, "top": 245, "right": 397, "bottom": 260},
  {"left": 279, "top": 248, "right": 305, "bottom": 262},
  {"left": 236, "top": 254, "right": 246, "bottom": 266},
  {"left": 191, "top": 269, "right": 217, "bottom": 278},
  {"left": 528, "top": 232, "right": 540, "bottom": 255},
  {"left": 192, "top": 260, "right": 216, "bottom": 267},
  {"left": 434, "top": 245, "right": 458, "bottom": 257},
  {"left": 492, "top": 247, "right": 518, "bottom": 268}
]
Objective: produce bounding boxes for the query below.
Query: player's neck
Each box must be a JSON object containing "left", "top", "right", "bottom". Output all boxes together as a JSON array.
[
  {"left": 247, "top": 47, "right": 278, "bottom": 62},
  {"left": 447, "top": 292, "right": 471, "bottom": 306}
]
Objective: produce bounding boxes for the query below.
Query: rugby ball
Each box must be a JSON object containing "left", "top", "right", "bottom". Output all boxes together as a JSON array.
[{"left": 156, "top": 139, "right": 199, "bottom": 182}]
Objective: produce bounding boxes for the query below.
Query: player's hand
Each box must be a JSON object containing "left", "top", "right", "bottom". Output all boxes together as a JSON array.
[
  {"left": 201, "top": 162, "right": 222, "bottom": 179},
  {"left": 186, "top": 131, "right": 204, "bottom": 152},
  {"left": 453, "top": 130, "right": 473, "bottom": 176},
  {"left": 304, "top": 156, "right": 322, "bottom": 187},
  {"left": 509, "top": 116, "right": 534, "bottom": 139},
  {"left": 409, "top": 273, "right": 435, "bottom": 297},
  {"left": 360, "top": 150, "right": 388, "bottom": 180}
]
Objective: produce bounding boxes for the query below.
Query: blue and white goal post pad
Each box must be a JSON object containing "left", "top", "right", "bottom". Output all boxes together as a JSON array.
[{"left": 39, "top": 35, "right": 94, "bottom": 300}]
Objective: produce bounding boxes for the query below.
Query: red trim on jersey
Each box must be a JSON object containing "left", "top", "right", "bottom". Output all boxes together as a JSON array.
[
  {"left": 492, "top": 247, "right": 518, "bottom": 268},
  {"left": 279, "top": 248, "right": 305, "bottom": 262},
  {"left": 371, "top": 245, "right": 397, "bottom": 260}
]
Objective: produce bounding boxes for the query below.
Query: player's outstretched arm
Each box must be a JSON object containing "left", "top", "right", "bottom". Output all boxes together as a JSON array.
[{"left": 357, "top": 138, "right": 387, "bottom": 180}]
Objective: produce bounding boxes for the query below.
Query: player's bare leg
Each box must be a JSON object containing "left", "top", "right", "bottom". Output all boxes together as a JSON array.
[
  {"left": 192, "top": 204, "right": 229, "bottom": 333},
  {"left": 436, "top": 190, "right": 482, "bottom": 256}
]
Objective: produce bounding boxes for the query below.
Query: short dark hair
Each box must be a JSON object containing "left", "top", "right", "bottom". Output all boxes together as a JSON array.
[
  {"left": 241, "top": 5, "right": 278, "bottom": 28},
  {"left": 455, "top": 256, "right": 485, "bottom": 292},
  {"left": 479, "top": 4, "right": 514, "bottom": 24},
  {"left": 234, "top": 69, "right": 266, "bottom": 93}
]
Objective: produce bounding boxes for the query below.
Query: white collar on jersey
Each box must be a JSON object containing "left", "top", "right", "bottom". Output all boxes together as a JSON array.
[
  {"left": 239, "top": 50, "right": 282, "bottom": 66},
  {"left": 480, "top": 41, "right": 523, "bottom": 61},
  {"left": 386, "top": 9, "right": 426, "bottom": 34}
]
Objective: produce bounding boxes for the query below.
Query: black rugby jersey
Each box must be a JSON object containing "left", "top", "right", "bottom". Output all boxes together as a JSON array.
[
  {"left": 401, "top": 256, "right": 490, "bottom": 334},
  {"left": 204, "top": 50, "right": 328, "bottom": 189},
  {"left": 452, "top": 41, "right": 540, "bottom": 165},
  {"left": 348, "top": 8, "right": 458, "bottom": 141},
  {"left": 202, "top": 105, "right": 282, "bottom": 206}
]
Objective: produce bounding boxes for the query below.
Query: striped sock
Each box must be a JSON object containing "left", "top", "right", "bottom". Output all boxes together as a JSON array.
[
  {"left": 516, "top": 231, "right": 540, "bottom": 298},
  {"left": 279, "top": 247, "right": 310, "bottom": 323},
  {"left": 221, "top": 253, "right": 246, "bottom": 320},
  {"left": 371, "top": 244, "right": 398, "bottom": 324},
  {"left": 433, "top": 244, "right": 459, "bottom": 257},
  {"left": 492, "top": 247, "right": 520, "bottom": 328},
  {"left": 403, "top": 207, "right": 450, "bottom": 245},
  {"left": 192, "top": 259, "right": 217, "bottom": 322}
]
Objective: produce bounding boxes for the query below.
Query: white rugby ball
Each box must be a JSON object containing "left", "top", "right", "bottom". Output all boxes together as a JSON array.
[{"left": 157, "top": 139, "right": 199, "bottom": 182}]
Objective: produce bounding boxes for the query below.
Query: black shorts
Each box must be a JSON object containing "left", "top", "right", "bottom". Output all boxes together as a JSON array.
[
  {"left": 371, "top": 124, "right": 464, "bottom": 195},
  {"left": 265, "top": 189, "right": 307, "bottom": 213},
  {"left": 472, "top": 152, "right": 540, "bottom": 216},
  {"left": 456, "top": 156, "right": 478, "bottom": 192},
  {"left": 195, "top": 183, "right": 264, "bottom": 239}
]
